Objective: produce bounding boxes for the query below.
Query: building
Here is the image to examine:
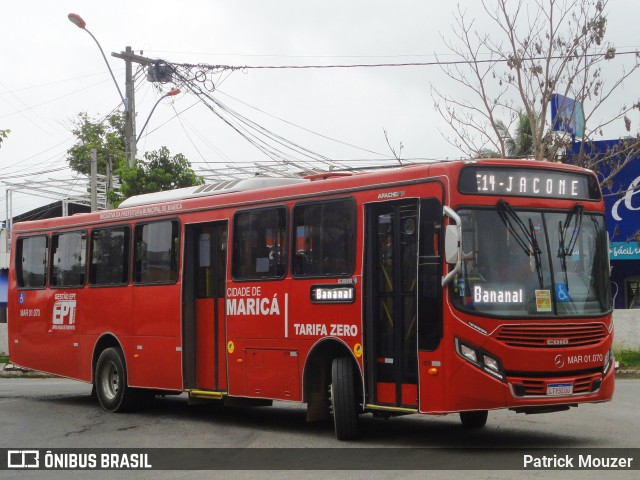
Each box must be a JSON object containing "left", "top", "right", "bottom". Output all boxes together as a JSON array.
[{"left": 571, "top": 140, "right": 640, "bottom": 309}]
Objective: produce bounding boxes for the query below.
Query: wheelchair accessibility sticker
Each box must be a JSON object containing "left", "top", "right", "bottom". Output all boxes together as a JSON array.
[{"left": 555, "top": 283, "right": 570, "bottom": 302}]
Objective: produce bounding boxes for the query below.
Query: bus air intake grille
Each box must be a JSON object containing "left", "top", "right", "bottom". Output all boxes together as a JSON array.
[
  {"left": 495, "top": 324, "right": 607, "bottom": 348},
  {"left": 508, "top": 372, "right": 601, "bottom": 397}
]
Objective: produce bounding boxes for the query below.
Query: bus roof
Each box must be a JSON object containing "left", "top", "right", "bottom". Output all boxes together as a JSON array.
[
  {"left": 118, "top": 176, "right": 309, "bottom": 208},
  {"left": 10, "top": 159, "right": 600, "bottom": 233}
]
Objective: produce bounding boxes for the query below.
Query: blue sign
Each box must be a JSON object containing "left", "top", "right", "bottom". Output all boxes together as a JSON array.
[
  {"left": 555, "top": 283, "right": 570, "bottom": 302},
  {"left": 610, "top": 171, "right": 640, "bottom": 235},
  {"left": 551, "top": 93, "right": 584, "bottom": 137},
  {"left": 610, "top": 242, "right": 640, "bottom": 260},
  {"left": 598, "top": 150, "right": 640, "bottom": 244},
  {"left": 570, "top": 139, "right": 640, "bottom": 255}
]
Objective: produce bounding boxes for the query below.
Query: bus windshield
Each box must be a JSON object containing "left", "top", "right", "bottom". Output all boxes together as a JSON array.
[{"left": 450, "top": 205, "right": 611, "bottom": 317}]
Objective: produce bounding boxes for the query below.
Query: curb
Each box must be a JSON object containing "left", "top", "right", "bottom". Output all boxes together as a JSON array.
[
  {"left": 0, "top": 363, "right": 55, "bottom": 378},
  {"left": 616, "top": 368, "right": 640, "bottom": 379}
]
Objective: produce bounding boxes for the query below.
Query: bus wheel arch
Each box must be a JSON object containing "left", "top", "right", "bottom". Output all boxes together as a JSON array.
[
  {"left": 92, "top": 334, "right": 123, "bottom": 382},
  {"left": 303, "top": 339, "right": 363, "bottom": 437},
  {"left": 92, "top": 335, "right": 138, "bottom": 413}
]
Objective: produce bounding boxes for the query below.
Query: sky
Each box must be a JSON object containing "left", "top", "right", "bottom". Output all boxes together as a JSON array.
[{"left": 1, "top": 0, "right": 639, "bottom": 219}]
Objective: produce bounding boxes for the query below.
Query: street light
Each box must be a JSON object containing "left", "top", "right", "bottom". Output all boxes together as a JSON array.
[
  {"left": 67, "top": 13, "right": 126, "bottom": 107},
  {"left": 136, "top": 88, "right": 181, "bottom": 142},
  {"left": 68, "top": 12, "right": 138, "bottom": 167}
]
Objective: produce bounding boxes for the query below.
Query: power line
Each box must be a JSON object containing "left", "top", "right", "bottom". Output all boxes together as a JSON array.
[
  {"left": 170, "top": 102, "right": 212, "bottom": 169},
  {"left": 143, "top": 47, "right": 640, "bottom": 61},
  {"left": 216, "top": 89, "right": 387, "bottom": 158},
  {"left": 170, "top": 49, "right": 639, "bottom": 71},
  {"left": 0, "top": 166, "right": 72, "bottom": 180},
  {"left": 0, "top": 138, "right": 74, "bottom": 172},
  {"left": 0, "top": 70, "right": 122, "bottom": 95},
  {"left": 0, "top": 78, "right": 112, "bottom": 121},
  {"left": 174, "top": 69, "right": 338, "bottom": 171}
]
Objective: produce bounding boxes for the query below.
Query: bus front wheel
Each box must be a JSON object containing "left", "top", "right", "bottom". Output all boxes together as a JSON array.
[
  {"left": 330, "top": 357, "right": 359, "bottom": 440},
  {"left": 95, "top": 347, "right": 137, "bottom": 413},
  {"left": 459, "top": 410, "right": 488, "bottom": 428}
]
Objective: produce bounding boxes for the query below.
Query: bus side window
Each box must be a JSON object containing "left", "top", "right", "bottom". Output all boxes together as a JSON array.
[
  {"left": 133, "top": 220, "right": 180, "bottom": 284},
  {"left": 16, "top": 235, "right": 49, "bottom": 289},
  {"left": 51, "top": 231, "right": 87, "bottom": 288},
  {"left": 232, "top": 207, "right": 287, "bottom": 280},
  {"left": 292, "top": 198, "right": 355, "bottom": 277},
  {"left": 89, "top": 226, "right": 130, "bottom": 286}
]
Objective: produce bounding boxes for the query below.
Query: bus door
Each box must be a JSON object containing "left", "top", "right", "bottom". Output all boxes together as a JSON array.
[
  {"left": 183, "top": 222, "right": 228, "bottom": 391},
  {"left": 364, "top": 200, "right": 420, "bottom": 408}
]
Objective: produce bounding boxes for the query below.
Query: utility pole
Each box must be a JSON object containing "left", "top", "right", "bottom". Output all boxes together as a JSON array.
[
  {"left": 90, "top": 149, "right": 98, "bottom": 211},
  {"left": 105, "top": 154, "right": 113, "bottom": 209},
  {"left": 125, "top": 46, "right": 137, "bottom": 168},
  {"left": 5, "top": 189, "right": 12, "bottom": 254},
  {"left": 113, "top": 46, "right": 138, "bottom": 168},
  {"left": 112, "top": 48, "right": 154, "bottom": 168}
]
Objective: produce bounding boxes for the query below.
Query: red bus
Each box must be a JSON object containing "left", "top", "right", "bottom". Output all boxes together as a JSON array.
[{"left": 7, "top": 159, "right": 614, "bottom": 439}]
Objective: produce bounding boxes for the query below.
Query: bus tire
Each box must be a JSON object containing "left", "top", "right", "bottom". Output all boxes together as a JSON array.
[
  {"left": 459, "top": 410, "right": 488, "bottom": 428},
  {"left": 330, "top": 357, "right": 359, "bottom": 440},
  {"left": 95, "top": 347, "right": 137, "bottom": 413}
]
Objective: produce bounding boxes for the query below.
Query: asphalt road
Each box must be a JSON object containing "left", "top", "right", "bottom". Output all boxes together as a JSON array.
[{"left": 0, "top": 377, "right": 637, "bottom": 479}]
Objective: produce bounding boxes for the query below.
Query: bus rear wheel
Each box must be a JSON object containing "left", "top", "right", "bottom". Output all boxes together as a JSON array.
[
  {"left": 95, "top": 347, "right": 137, "bottom": 413},
  {"left": 330, "top": 357, "right": 359, "bottom": 440},
  {"left": 459, "top": 410, "right": 488, "bottom": 428}
]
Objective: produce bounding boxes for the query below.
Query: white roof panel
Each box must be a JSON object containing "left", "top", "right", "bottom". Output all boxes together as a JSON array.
[{"left": 118, "top": 177, "right": 309, "bottom": 208}]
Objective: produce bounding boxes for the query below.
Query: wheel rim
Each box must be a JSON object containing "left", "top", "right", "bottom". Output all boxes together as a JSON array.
[
  {"left": 100, "top": 362, "right": 120, "bottom": 401},
  {"left": 329, "top": 383, "right": 335, "bottom": 412}
]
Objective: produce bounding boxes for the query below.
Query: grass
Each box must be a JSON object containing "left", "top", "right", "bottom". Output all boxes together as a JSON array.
[{"left": 614, "top": 349, "right": 640, "bottom": 368}]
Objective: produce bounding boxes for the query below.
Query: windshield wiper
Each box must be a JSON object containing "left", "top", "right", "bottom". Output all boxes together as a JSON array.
[
  {"left": 496, "top": 200, "right": 544, "bottom": 288},
  {"left": 557, "top": 205, "right": 584, "bottom": 290},
  {"left": 528, "top": 218, "right": 544, "bottom": 289}
]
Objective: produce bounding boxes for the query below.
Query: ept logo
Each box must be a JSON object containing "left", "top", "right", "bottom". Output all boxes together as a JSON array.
[
  {"left": 53, "top": 300, "right": 76, "bottom": 325},
  {"left": 51, "top": 295, "right": 77, "bottom": 331}
]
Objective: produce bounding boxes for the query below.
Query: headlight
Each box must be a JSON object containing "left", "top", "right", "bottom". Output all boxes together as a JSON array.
[
  {"left": 460, "top": 344, "right": 477, "bottom": 363},
  {"left": 455, "top": 338, "right": 505, "bottom": 381},
  {"left": 483, "top": 355, "right": 500, "bottom": 373}
]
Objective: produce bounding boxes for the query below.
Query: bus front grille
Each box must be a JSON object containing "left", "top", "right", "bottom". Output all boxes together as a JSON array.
[{"left": 496, "top": 324, "right": 607, "bottom": 348}]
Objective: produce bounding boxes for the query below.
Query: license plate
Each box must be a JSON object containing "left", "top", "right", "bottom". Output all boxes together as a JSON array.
[{"left": 547, "top": 383, "right": 573, "bottom": 396}]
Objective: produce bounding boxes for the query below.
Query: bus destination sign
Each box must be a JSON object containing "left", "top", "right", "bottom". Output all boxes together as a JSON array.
[
  {"left": 459, "top": 167, "right": 600, "bottom": 200},
  {"left": 310, "top": 284, "right": 356, "bottom": 304}
]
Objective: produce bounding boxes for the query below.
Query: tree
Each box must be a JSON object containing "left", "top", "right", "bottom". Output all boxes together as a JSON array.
[
  {"left": 66, "top": 112, "right": 202, "bottom": 206},
  {"left": 117, "top": 146, "right": 203, "bottom": 203},
  {"left": 66, "top": 112, "right": 125, "bottom": 176},
  {"left": 431, "top": 0, "right": 640, "bottom": 186},
  {"left": 0, "top": 128, "right": 9, "bottom": 148},
  {"left": 495, "top": 110, "right": 536, "bottom": 158}
]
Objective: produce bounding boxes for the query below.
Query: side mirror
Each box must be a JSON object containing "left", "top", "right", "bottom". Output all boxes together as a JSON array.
[
  {"left": 442, "top": 206, "right": 462, "bottom": 287},
  {"left": 444, "top": 225, "right": 460, "bottom": 264}
]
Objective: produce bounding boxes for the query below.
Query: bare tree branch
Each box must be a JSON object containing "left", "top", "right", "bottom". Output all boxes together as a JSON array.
[{"left": 431, "top": 0, "right": 640, "bottom": 182}]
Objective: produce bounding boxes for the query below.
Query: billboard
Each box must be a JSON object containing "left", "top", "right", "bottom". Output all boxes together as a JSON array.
[
  {"left": 551, "top": 93, "right": 585, "bottom": 137},
  {"left": 570, "top": 139, "right": 640, "bottom": 258}
]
